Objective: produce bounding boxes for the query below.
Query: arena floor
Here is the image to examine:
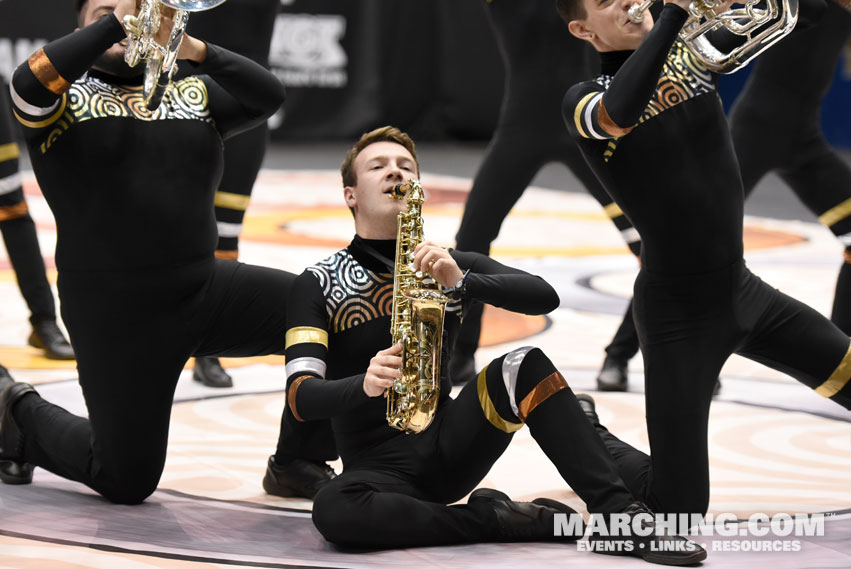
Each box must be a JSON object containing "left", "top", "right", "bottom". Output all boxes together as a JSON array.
[{"left": 0, "top": 143, "right": 849, "bottom": 568}]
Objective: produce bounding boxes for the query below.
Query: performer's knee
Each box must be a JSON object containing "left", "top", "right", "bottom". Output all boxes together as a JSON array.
[
  {"left": 97, "top": 474, "right": 159, "bottom": 505},
  {"left": 477, "top": 347, "right": 568, "bottom": 432},
  {"left": 91, "top": 456, "right": 164, "bottom": 505},
  {"left": 312, "top": 483, "right": 360, "bottom": 546}
]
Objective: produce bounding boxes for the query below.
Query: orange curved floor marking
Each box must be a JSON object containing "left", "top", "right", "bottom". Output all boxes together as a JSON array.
[
  {"left": 0, "top": 346, "right": 286, "bottom": 373},
  {"left": 742, "top": 225, "right": 807, "bottom": 250},
  {"left": 479, "top": 306, "right": 548, "bottom": 347}
]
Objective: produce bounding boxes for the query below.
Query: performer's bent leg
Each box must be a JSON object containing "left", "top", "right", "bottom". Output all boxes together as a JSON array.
[
  {"left": 193, "top": 261, "right": 336, "bottom": 461},
  {"left": 452, "top": 134, "right": 547, "bottom": 380},
  {"left": 213, "top": 124, "right": 268, "bottom": 260},
  {"left": 581, "top": 177, "right": 642, "bottom": 366},
  {"left": 0, "top": 81, "right": 57, "bottom": 325},
  {"left": 13, "top": 274, "right": 194, "bottom": 503},
  {"left": 728, "top": 103, "right": 784, "bottom": 200},
  {"left": 312, "top": 469, "right": 498, "bottom": 548},
  {"left": 437, "top": 346, "right": 635, "bottom": 514},
  {"left": 631, "top": 269, "right": 736, "bottom": 515},
  {"left": 272, "top": 406, "right": 337, "bottom": 463},
  {"left": 833, "top": 254, "right": 851, "bottom": 335},
  {"left": 640, "top": 340, "right": 726, "bottom": 516},
  {"left": 778, "top": 138, "right": 851, "bottom": 335},
  {"left": 192, "top": 260, "right": 295, "bottom": 357},
  {"left": 605, "top": 299, "right": 640, "bottom": 361},
  {"left": 736, "top": 274, "right": 851, "bottom": 409},
  {"left": 0, "top": 191, "right": 56, "bottom": 325},
  {"left": 455, "top": 130, "right": 544, "bottom": 256}
]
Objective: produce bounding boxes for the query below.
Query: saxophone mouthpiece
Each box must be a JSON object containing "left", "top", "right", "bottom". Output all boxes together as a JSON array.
[{"left": 390, "top": 183, "right": 407, "bottom": 200}]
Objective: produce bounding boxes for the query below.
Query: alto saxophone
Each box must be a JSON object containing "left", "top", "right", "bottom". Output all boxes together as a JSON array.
[{"left": 386, "top": 180, "right": 448, "bottom": 434}]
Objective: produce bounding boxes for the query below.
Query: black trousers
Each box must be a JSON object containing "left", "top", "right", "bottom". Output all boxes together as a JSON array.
[
  {"left": 312, "top": 348, "right": 635, "bottom": 549},
  {"left": 730, "top": 2, "right": 851, "bottom": 334},
  {"left": 594, "top": 261, "right": 851, "bottom": 516},
  {"left": 0, "top": 77, "right": 56, "bottom": 325},
  {"left": 214, "top": 123, "right": 269, "bottom": 255},
  {"left": 14, "top": 258, "right": 334, "bottom": 504}
]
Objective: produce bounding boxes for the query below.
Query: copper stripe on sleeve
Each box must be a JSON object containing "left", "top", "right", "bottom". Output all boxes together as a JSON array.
[
  {"left": 28, "top": 48, "right": 71, "bottom": 94},
  {"left": 0, "top": 202, "right": 29, "bottom": 221},
  {"left": 288, "top": 375, "right": 312, "bottom": 422}
]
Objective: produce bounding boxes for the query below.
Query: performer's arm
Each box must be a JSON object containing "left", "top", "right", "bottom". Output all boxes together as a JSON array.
[
  {"left": 10, "top": 15, "right": 126, "bottom": 127},
  {"left": 191, "top": 44, "right": 285, "bottom": 139},
  {"left": 411, "top": 243, "right": 559, "bottom": 315},
  {"left": 449, "top": 250, "right": 560, "bottom": 314},
  {"left": 564, "top": 4, "right": 689, "bottom": 139},
  {"left": 284, "top": 271, "right": 371, "bottom": 422}
]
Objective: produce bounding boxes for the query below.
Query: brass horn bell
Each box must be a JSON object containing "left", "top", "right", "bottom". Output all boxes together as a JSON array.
[{"left": 123, "top": 0, "right": 227, "bottom": 110}]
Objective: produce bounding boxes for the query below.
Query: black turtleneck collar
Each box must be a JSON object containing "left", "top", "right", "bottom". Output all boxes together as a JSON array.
[
  {"left": 600, "top": 50, "right": 633, "bottom": 76},
  {"left": 348, "top": 235, "right": 396, "bottom": 274},
  {"left": 88, "top": 68, "right": 145, "bottom": 87}
]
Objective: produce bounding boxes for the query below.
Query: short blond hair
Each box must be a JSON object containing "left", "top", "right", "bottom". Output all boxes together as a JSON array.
[{"left": 340, "top": 126, "right": 419, "bottom": 188}]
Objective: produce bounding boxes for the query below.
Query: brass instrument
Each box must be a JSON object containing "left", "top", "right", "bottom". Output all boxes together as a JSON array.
[
  {"left": 386, "top": 180, "right": 448, "bottom": 434},
  {"left": 628, "top": 0, "right": 798, "bottom": 73},
  {"left": 123, "top": 0, "right": 227, "bottom": 110}
]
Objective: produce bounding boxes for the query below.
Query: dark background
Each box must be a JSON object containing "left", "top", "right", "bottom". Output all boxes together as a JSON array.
[{"left": 1, "top": 0, "right": 849, "bottom": 146}]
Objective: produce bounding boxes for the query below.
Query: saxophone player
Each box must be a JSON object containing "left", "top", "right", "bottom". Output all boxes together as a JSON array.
[
  {"left": 560, "top": 0, "right": 849, "bottom": 520},
  {"left": 270, "top": 126, "right": 705, "bottom": 565},
  {"left": 0, "top": 0, "right": 335, "bottom": 503}
]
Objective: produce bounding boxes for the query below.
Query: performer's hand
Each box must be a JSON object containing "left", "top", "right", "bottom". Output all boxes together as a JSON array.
[
  {"left": 177, "top": 35, "right": 208, "bottom": 62},
  {"left": 113, "top": 0, "right": 140, "bottom": 26},
  {"left": 412, "top": 241, "right": 464, "bottom": 289},
  {"left": 364, "top": 343, "right": 402, "bottom": 397},
  {"left": 153, "top": 6, "right": 208, "bottom": 62}
]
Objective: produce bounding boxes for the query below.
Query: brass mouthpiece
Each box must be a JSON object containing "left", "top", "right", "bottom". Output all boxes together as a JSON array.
[{"left": 628, "top": 0, "right": 656, "bottom": 23}]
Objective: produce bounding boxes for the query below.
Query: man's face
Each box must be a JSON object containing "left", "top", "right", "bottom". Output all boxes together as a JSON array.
[
  {"left": 344, "top": 141, "right": 419, "bottom": 238},
  {"left": 81, "top": 0, "right": 140, "bottom": 77},
  {"left": 571, "top": 0, "right": 654, "bottom": 52}
]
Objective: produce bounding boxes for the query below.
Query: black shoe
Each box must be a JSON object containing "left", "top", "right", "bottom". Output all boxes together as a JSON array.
[
  {"left": 575, "top": 393, "right": 600, "bottom": 426},
  {"left": 468, "top": 487, "right": 582, "bottom": 542},
  {"left": 588, "top": 502, "right": 707, "bottom": 566},
  {"left": 448, "top": 352, "right": 476, "bottom": 387},
  {"left": 597, "top": 356, "right": 628, "bottom": 391},
  {"left": 0, "top": 370, "right": 37, "bottom": 485},
  {"left": 28, "top": 320, "right": 74, "bottom": 360},
  {"left": 262, "top": 455, "right": 336, "bottom": 499},
  {"left": 193, "top": 357, "right": 233, "bottom": 388}
]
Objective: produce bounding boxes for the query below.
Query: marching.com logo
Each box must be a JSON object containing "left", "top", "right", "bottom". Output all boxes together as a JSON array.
[{"left": 554, "top": 512, "right": 825, "bottom": 553}]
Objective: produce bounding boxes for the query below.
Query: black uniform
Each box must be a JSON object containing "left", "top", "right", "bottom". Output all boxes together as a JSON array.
[
  {"left": 278, "top": 236, "right": 637, "bottom": 548},
  {"left": 0, "top": 77, "right": 59, "bottom": 327},
  {"left": 730, "top": 0, "right": 851, "bottom": 333},
  {"left": 187, "top": 0, "right": 280, "bottom": 259},
  {"left": 452, "top": 0, "right": 641, "bottom": 373},
  {"left": 6, "top": 14, "right": 329, "bottom": 504},
  {"left": 564, "top": 4, "right": 851, "bottom": 516}
]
